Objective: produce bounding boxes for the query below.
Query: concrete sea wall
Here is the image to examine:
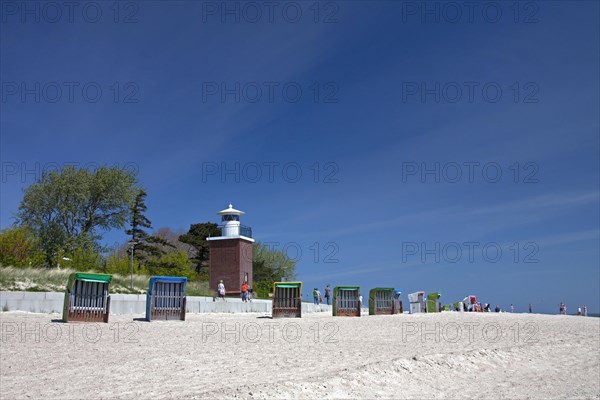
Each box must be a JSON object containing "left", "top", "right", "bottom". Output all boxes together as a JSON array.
[{"left": 0, "top": 291, "right": 333, "bottom": 315}]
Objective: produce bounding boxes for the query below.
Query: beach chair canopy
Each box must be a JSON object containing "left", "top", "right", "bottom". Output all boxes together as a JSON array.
[
  {"left": 408, "top": 291, "right": 425, "bottom": 302},
  {"left": 274, "top": 282, "right": 301, "bottom": 289},
  {"left": 148, "top": 276, "right": 188, "bottom": 294},
  {"left": 67, "top": 272, "right": 112, "bottom": 288}
]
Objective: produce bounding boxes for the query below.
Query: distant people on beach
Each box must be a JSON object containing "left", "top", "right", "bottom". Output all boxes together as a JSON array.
[
  {"left": 313, "top": 288, "right": 320, "bottom": 305},
  {"left": 324, "top": 285, "right": 331, "bottom": 305},
  {"left": 583, "top": 305, "right": 587, "bottom": 316},
  {"left": 217, "top": 280, "right": 226, "bottom": 301},
  {"left": 510, "top": 304, "right": 515, "bottom": 313},
  {"left": 559, "top": 302, "right": 566, "bottom": 314},
  {"left": 248, "top": 287, "right": 253, "bottom": 302},
  {"left": 495, "top": 305, "right": 500, "bottom": 312},
  {"left": 577, "top": 307, "right": 582, "bottom": 316},
  {"left": 484, "top": 303, "right": 491, "bottom": 312},
  {"left": 241, "top": 281, "right": 249, "bottom": 302},
  {"left": 529, "top": 303, "right": 532, "bottom": 313},
  {"left": 359, "top": 294, "right": 363, "bottom": 308}
]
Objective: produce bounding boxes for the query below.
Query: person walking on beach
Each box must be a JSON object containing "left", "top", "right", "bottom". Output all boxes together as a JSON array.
[
  {"left": 241, "top": 281, "right": 249, "bottom": 302},
  {"left": 583, "top": 304, "right": 587, "bottom": 316},
  {"left": 313, "top": 288, "right": 320, "bottom": 305},
  {"left": 559, "top": 302, "right": 565, "bottom": 314},
  {"left": 529, "top": 303, "right": 532, "bottom": 313},
  {"left": 217, "top": 280, "right": 226, "bottom": 301},
  {"left": 577, "top": 307, "right": 582, "bottom": 316},
  {"left": 510, "top": 304, "right": 515, "bottom": 313},
  {"left": 324, "top": 285, "right": 331, "bottom": 305}
]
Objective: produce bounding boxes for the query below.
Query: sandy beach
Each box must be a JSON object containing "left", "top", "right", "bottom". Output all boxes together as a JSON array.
[{"left": 1, "top": 311, "right": 598, "bottom": 399}]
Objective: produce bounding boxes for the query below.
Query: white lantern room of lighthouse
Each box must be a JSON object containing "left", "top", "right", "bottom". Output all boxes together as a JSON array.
[
  {"left": 215, "top": 203, "right": 254, "bottom": 240},
  {"left": 219, "top": 203, "right": 242, "bottom": 236}
]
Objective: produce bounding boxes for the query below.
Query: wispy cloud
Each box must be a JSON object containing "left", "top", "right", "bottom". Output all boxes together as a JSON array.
[
  {"left": 263, "top": 191, "right": 599, "bottom": 241},
  {"left": 466, "top": 191, "right": 600, "bottom": 216},
  {"left": 309, "top": 259, "right": 421, "bottom": 282}
]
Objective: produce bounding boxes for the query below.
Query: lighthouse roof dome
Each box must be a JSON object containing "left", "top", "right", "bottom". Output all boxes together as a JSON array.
[{"left": 217, "top": 203, "right": 245, "bottom": 216}]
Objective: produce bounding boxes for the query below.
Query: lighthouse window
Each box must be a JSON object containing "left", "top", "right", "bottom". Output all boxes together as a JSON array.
[{"left": 221, "top": 215, "right": 239, "bottom": 222}]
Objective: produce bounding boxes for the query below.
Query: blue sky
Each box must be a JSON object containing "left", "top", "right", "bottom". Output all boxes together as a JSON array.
[{"left": 1, "top": 1, "right": 598, "bottom": 314}]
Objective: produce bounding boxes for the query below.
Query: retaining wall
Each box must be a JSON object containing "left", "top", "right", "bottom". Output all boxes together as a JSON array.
[{"left": 0, "top": 291, "right": 332, "bottom": 315}]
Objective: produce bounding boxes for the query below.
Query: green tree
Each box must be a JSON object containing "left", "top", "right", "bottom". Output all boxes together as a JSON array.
[
  {"left": 63, "top": 234, "right": 103, "bottom": 271},
  {"left": 178, "top": 222, "right": 220, "bottom": 276},
  {"left": 0, "top": 226, "right": 45, "bottom": 267},
  {"left": 145, "top": 250, "right": 194, "bottom": 280},
  {"left": 104, "top": 251, "right": 140, "bottom": 276},
  {"left": 17, "top": 166, "right": 139, "bottom": 266},
  {"left": 125, "top": 189, "right": 173, "bottom": 264},
  {"left": 126, "top": 189, "right": 152, "bottom": 247},
  {"left": 252, "top": 242, "right": 297, "bottom": 297}
]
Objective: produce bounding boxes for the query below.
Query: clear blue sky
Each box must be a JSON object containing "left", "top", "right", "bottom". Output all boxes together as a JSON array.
[{"left": 1, "top": 1, "right": 598, "bottom": 314}]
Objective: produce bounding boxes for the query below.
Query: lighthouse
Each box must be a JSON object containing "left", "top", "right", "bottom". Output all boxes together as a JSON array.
[{"left": 207, "top": 204, "right": 254, "bottom": 295}]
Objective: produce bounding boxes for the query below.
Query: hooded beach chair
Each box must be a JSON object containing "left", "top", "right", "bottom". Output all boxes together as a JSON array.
[
  {"left": 408, "top": 291, "right": 426, "bottom": 313},
  {"left": 272, "top": 282, "right": 302, "bottom": 318},
  {"left": 62, "top": 273, "right": 112, "bottom": 323},
  {"left": 333, "top": 286, "right": 361, "bottom": 317},
  {"left": 369, "top": 287, "right": 394, "bottom": 315},
  {"left": 426, "top": 292, "right": 441, "bottom": 313},
  {"left": 146, "top": 276, "right": 187, "bottom": 321}
]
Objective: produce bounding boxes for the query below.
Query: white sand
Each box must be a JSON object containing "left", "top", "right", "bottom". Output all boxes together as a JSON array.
[{"left": 1, "top": 311, "right": 598, "bottom": 399}]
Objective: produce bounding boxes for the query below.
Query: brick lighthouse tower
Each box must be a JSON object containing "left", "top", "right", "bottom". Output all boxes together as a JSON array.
[{"left": 207, "top": 204, "right": 254, "bottom": 295}]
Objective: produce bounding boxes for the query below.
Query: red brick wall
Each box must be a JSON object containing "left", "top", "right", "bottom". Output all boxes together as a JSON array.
[{"left": 209, "top": 238, "right": 253, "bottom": 295}]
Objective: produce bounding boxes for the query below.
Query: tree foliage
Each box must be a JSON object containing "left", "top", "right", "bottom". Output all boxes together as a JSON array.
[
  {"left": 179, "top": 222, "right": 220, "bottom": 275},
  {"left": 17, "top": 166, "right": 138, "bottom": 266},
  {"left": 125, "top": 189, "right": 173, "bottom": 263},
  {"left": 126, "top": 190, "right": 152, "bottom": 245},
  {"left": 0, "top": 227, "right": 45, "bottom": 267},
  {"left": 145, "top": 250, "right": 195, "bottom": 280},
  {"left": 104, "top": 251, "right": 136, "bottom": 276},
  {"left": 252, "top": 242, "right": 297, "bottom": 297},
  {"left": 10, "top": 166, "right": 298, "bottom": 288}
]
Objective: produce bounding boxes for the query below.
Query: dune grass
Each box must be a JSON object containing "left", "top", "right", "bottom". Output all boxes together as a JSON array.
[{"left": 0, "top": 266, "right": 214, "bottom": 296}]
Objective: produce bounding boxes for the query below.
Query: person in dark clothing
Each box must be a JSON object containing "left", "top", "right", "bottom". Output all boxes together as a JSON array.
[{"left": 324, "top": 285, "right": 331, "bottom": 305}]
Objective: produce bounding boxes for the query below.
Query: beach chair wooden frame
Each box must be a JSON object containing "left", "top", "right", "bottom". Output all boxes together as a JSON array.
[
  {"left": 146, "top": 276, "right": 187, "bottom": 321},
  {"left": 272, "top": 282, "right": 302, "bottom": 318},
  {"left": 62, "top": 273, "right": 112, "bottom": 323},
  {"left": 369, "top": 288, "right": 394, "bottom": 315},
  {"left": 426, "top": 292, "right": 442, "bottom": 313},
  {"left": 408, "top": 291, "right": 426, "bottom": 313},
  {"left": 333, "top": 286, "right": 361, "bottom": 317}
]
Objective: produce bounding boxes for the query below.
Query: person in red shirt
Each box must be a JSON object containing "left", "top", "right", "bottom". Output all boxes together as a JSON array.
[{"left": 241, "top": 281, "right": 249, "bottom": 302}]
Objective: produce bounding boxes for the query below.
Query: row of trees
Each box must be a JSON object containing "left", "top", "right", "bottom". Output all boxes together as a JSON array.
[{"left": 0, "top": 166, "right": 296, "bottom": 293}]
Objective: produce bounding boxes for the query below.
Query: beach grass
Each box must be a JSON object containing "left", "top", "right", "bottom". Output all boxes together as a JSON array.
[{"left": 0, "top": 266, "right": 214, "bottom": 296}]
